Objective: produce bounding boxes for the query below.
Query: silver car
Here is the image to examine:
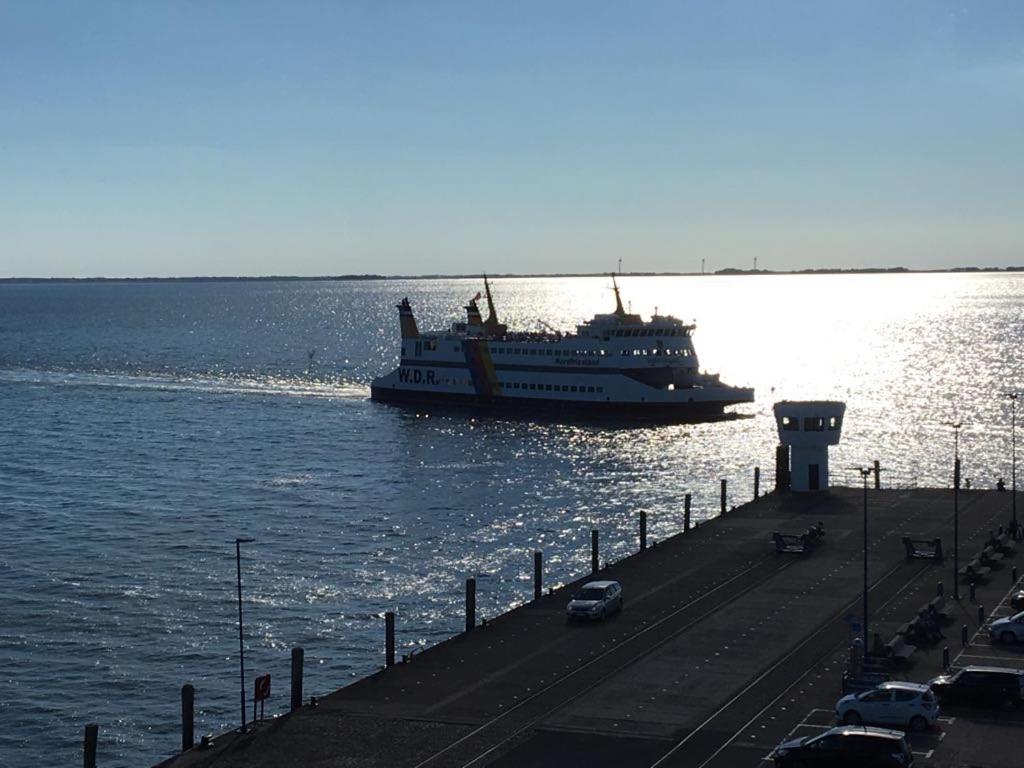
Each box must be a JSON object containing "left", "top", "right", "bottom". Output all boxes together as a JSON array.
[
  {"left": 835, "top": 681, "right": 938, "bottom": 732},
  {"left": 566, "top": 580, "right": 623, "bottom": 621},
  {"left": 990, "top": 610, "right": 1024, "bottom": 644}
]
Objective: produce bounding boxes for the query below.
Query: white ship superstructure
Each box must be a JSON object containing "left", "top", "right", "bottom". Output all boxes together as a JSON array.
[{"left": 370, "top": 277, "right": 753, "bottom": 420}]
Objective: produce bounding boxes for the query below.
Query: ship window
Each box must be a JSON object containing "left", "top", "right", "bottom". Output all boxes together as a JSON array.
[
  {"left": 571, "top": 385, "right": 578, "bottom": 392},
  {"left": 561, "top": 385, "right": 569, "bottom": 392},
  {"left": 531, "top": 349, "right": 537, "bottom": 355},
  {"left": 401, "top": 346, "right": 406, "bottom": 355},
  {"left": 543, "top": 384, "right": 550, "bottom": 391},
  {"left": 829, "top": 416, "right": 842, "bottom": 430},
  {"left": 529, "top": 383, "right": 536, "bottom": 390},
  {"left": 597, "top": 387, "right": 604, "bottom": 393},
  {"left": 587, "top": 386, "right": 595, "bottom": 393},
  {"left": 781, "top": 416, "right": 799, "bottom": 431},
  {"left": 804, "top": 417, "right": 825, "bottom": 431}
]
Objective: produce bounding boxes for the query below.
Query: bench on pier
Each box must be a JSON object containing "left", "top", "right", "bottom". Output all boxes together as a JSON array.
[
  {"left": 902, "top": 536, "right": 943, "bottom": 561},
  {"left": 896, "top": 617, "right": 924, "bottom": 638},
  {"left": 959, "top": 559, "right": 992, "bottom": 584},
  {"left": 928, "top": 595, "right": 954, "bottom": 622},
  {"left": 885, "top": 635, "right": 917, "bottom": 662},
  {"left": 988, "top": 531, "right": 1017, "bottom": 556},
  {"left": 980, "top": 545, "right": 1005, "bottom": 568},
  {"left": 773, "top": 532, "right": 817, "bottom": 554}
]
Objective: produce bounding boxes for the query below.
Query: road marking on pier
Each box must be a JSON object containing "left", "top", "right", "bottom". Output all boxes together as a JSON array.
[
  {"left": 650, "top": 559, "right": 925, "bottom": 768},
  {"left": 414, "top": 556, "right": 791, "bottom": 768}
]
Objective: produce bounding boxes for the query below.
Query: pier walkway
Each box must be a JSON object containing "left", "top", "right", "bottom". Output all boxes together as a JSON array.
[{"left": 159, "top": 488, "right": 1024, "bottom": 768}]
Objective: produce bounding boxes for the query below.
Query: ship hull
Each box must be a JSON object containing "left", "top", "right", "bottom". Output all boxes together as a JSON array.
[{"left": 370, "top": 381, "right": 752, "bottom": 423}]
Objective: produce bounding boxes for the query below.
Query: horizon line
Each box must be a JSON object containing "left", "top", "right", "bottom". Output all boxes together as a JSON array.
[{"left": 3, "top": 265, "right": 1024, "bottom": 283}]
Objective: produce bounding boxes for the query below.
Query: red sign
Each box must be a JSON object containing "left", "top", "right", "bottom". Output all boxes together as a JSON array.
[{"left": 254, "top": 674, "right": 271, "bottom": 702}]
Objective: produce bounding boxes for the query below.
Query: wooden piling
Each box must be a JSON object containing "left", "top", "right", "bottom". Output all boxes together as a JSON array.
[
  {"left": 533, "top": 551, "right": 543, "bottom": 601},
  {"left": 873, "top": 460, "right": 881, "bottom": 489},
  {"left": 83, "top": 723, "right": 98, "bottom": 768},
  {"left": 385, "top": 613, "right": 395, "bottom": 667},
  {"left": 639, "top": 510, "right": 647, "bottom": 551},
  {"left": 720, "top": 479, "right": 727, "bottom": 516},
  {"left": 591, "top": 529, "right": 599, "bottom": 573},
  {"left": 181, "top": 684, "right": 194, "bottom": 752},
  {"left": 290, "top": 647, "right": 304, "bottom": 710},
  {"left": 684, "top": 494, "right": 692, "bottom": 532},
  {"left": 465, "top": 578, "right": 476, "bottom": 632},
  {"left": 753, "top": 466, "right": 760, "bottom": 499}
]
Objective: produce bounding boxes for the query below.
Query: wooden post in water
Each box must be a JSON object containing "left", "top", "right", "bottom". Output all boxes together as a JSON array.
[
  {"left": 873, "top": 460, "right": 881, "bottom": 489},
  {"left": 181, "top": 684, "right": 195, "bottom": 752},
  {"left": 753, "top": 467, "right": 760, "bottom": 499},
  {"left": 83, "top": 723, "right": 98, "bottom": 768},
  {"left": 639, "top": 510, "right": 647, "bottom": 551},
  {"left": 591, "top": 529, "right": 599, "bottom": 573},
  {"left": 465, "top": 578, "right": 476, "bottom": 632},
  {"left": 290, "top": 647, "right": 304, "bottom": 710},
  {"left": 533, "top": 551, "right": 543, "bottom": 601},
  {"left": 720, "top": 480, "right": 727, "bottom": 516},
  {"left": 684, "top": 494, "right": 692, "bottom": 532},
  {"left": 385, "top": 613, "right": 395, "bottom": 667}
]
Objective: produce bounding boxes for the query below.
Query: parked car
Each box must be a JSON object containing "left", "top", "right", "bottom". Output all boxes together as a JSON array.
[
  {"left": 566, "top": 580, "right": 622, "bottom": 621},
  {"left": 835, "top": 681, "right": 938, "bottom": 732},
  {"left": 989, "top": 610, "right": 1024, "bottom": 644},
  {"left": 771, "top": 725, "right": 913, "bottom": 767},
  {"left": 928, "top": 666, "right": 1024, "bottom": 709}
]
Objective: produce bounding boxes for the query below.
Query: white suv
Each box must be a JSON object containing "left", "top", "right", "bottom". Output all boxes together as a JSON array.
[
  {"left": 566, "top": 580, "right": 623, "bottom": 621},
  {"left": 835, "top": 682, "right": 939, "bottom": 732},
  {"left": 990, "top": 610, "right": 1024, "bottom": 644}
]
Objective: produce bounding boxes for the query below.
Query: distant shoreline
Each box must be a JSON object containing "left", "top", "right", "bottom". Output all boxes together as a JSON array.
[{"left": 2, "top": 266, "right": 1023, "bottom": 283}]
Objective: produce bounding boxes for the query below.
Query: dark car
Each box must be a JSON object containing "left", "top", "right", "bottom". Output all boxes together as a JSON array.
[
  {"left": 928, "top": 666, "right": 1024, "bottom": 709},
  {"left": 771, "top": 725, "right": 913, "bottom": 767}
]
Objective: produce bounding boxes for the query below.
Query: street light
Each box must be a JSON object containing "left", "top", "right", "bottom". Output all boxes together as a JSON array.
[
  {"left": 1007, "top": 393, "right": 1018, "bottom": 535},
  {"left": 858, "top": 466, "right": 873, "bottom": 651},
  {"left": 949, "top": 423, "right": 962, "bottom": 600},
  {"left": 235, "top": 537, "right": 255, "bottom": 732}
]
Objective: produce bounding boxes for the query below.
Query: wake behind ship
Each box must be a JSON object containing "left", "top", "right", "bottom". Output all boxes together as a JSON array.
[{"left": 370, "top": 277, "right": 754, "bottom": 421}]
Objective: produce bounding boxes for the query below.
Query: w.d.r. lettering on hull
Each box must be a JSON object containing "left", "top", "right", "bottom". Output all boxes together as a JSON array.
[{"left": 397, "top": 368, "right": 437, "bottom": 385}]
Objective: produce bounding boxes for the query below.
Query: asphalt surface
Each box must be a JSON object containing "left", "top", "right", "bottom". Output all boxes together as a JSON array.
[{"left": 156, "top": 487, "right": 1024, "bottom": 768}]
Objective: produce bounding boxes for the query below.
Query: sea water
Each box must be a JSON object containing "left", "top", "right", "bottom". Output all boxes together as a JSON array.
[{"left": 1, "top": 273, "right": 1021, "bottom": 767}]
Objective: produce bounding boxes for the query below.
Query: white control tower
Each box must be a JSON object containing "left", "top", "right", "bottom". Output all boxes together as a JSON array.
[{"left": 773, "top": 401, "right": 846, "bottom": 492}]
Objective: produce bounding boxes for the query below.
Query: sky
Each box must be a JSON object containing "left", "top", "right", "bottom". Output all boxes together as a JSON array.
[{"left": 1, "top": 1, "right": 1023, "bottom": 278}]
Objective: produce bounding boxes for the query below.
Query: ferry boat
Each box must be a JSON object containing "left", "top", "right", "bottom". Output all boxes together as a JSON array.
[{"left": 370, "top": 277, "right": 754, "bottom": 421}]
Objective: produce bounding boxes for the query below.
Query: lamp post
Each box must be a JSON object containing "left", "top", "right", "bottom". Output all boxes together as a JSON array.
[
  {"left": 1009, "top": 393, "right": 1018, "bottom": 535},
  {"left": 950, "top": 423, "right": 962, "bottom": 600},
  {"left": 859, "top": 467, "right": 873, "bottom": 651},
  {"left": 235, "top": 537, "right": 255, "bottom": 732}
]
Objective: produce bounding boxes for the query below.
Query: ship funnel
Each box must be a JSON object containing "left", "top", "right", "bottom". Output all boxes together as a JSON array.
[
  {"left": 397, "top": 298, "right": 420, "bottom": 339},
  {"left": 466, "top": 294, "right": 483, "bottom": 328}
]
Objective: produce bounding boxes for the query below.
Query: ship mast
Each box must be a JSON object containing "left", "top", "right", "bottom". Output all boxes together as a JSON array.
[
  {"left": 611, "top": 273, "right": 626, "bottom": 317},
  {"left": 482, "top": 275, "right": 507, "bottom": 335}
]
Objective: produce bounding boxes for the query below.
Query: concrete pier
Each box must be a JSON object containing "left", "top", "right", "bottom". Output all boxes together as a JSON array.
[{"left": 157, "top": 488, "right": 1024, "bottom": 768}]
